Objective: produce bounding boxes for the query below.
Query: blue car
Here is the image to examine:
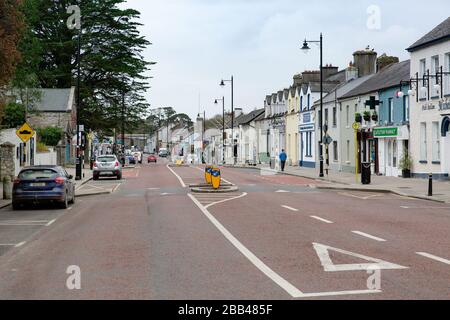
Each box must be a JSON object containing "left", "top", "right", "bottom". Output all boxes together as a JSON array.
[{"left": 12, "top": 166, "right": 76, "bottom": 210}]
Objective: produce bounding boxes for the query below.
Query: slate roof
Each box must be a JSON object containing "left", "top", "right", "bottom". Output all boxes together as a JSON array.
[
  {"left": 339, "top": 60, "right": 410, "bottom": 100},
  {"left": 237, "top": 108, "right": 265, "bottom": 126},
  {"left": 30, "top": 88, "right": 75, "bottom": 112},
  {"left": 314, "top": 74, "right": 376, "bottom": 106},
  {"left": 407, "top": 17, "right": 450, "bottom": 52}
]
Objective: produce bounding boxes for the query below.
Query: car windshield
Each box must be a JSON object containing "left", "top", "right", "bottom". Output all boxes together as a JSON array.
[
  {"left": 19, "top": 169, "right": 58, "bottom": 180},
  {"left": 97, "top": 156, "right": 116, "bottom": 162}
]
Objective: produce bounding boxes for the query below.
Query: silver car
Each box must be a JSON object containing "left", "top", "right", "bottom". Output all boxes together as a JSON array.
[{"left": 93, "top": 155, "right": 122, "bottom": 180}]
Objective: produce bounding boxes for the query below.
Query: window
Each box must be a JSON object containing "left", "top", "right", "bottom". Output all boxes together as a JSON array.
[
  {"left": 419, "top": 59, "right": 426, "bottom": 77},
  {"left": 445, "top": 53, "right": 450, "bottom": 95},
  {"left": 300, "top": 96, "right": 303, "bottom": 111},
  {"left": 388, "top": 141, "right": 392, "bottom": 167},
  {"left": 431, "top": 55, "right": 439, "bottom": 84},
  {"left": 403, "top": 96, "right": 409, "bottom": 122},
  {"left": 333, "top": 141, "right": 338, "bottom": 161},
  {"left": 324, "top": 108, "right": 329, "bottom": 127},
  {"left": 432, "top": 122, "right": 440, "bottom": 162},
  {"left": 308, "top": 132, "right": 312, "bottom": 157},
  {"left": 420, "top": 122, "right": 427, "bottom": 161},
  {"left": 346, "top": 105, "right": 349, "bottom": 126},
  {"left": 354, "top": 104, "right": 358, "bottom": 116},
  {"left": 346, "top": 140, "right": 350, "bottom": 162},
  {"left": 333, "top": 106, "right": 337, "bottom": 127},
  {"left": 307, "top": 94, "right": 311, "bottom": 109},
  {"left": 393, "top": 140, "right": 397, "bottom": 168},
  {"left": 388, "top": 98, "right": 393, "bottom": 123}
]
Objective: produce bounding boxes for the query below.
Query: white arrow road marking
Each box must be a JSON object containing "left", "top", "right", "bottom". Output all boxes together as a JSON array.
[
  {"left": 416, "top": 252, "right": 450, "bottom": 265},
  {"left": 281, "top": 205, "right": 298, "bottom": 212},
  {"left": 352, "top": 231, "right": 386, "bottom": 242},
  {"left": 313, "top": 243, "right": 408, "bottom": 272},
  {"left": 310, "top": 216, "right": 333, "bottom": 224}
]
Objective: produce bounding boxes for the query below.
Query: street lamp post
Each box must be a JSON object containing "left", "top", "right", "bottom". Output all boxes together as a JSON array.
[
  {"left": 220, "top": 76, "right": 235, "bottom": 165},
  {"left": 301, "top": 33, "right": 324, "bottom": 178},
  {"left": 75, "top": 17, "right": 83, "bottom": 180},
  {"left": 214, "top": 97, "right": 225, "bottom": 164}
]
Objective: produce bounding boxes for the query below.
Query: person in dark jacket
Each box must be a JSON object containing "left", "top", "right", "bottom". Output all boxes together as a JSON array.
[{"left": 279, "top": 149, "right": 287, "bottom": 172}]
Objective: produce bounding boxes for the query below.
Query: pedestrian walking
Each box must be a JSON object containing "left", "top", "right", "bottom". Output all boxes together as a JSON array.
[{"left": 279, "top": 149, "right": 287, "bottom": 172}]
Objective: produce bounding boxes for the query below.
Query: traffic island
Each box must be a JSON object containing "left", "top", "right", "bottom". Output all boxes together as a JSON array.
[{"left": 190, "top": 185, "right": 239, "bottom": 193}]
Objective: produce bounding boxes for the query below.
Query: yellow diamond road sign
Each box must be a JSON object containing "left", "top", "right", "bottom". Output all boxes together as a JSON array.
[{"left": 16, "top": 123, "right": 35, "bottom": 143}]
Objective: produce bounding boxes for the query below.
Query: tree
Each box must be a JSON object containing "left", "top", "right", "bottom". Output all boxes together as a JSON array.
[
  {"left": 0, "top": 0, "right": 24, "bottom": 87},
  {"left": 37, "top": 126, "right": 64, "bottom": 146},
  {"left": 1, "top": 102, "right": 25, "bottom": 128},
  {"left": 14, "top": 0, "right": 154, "bottom": 133}
]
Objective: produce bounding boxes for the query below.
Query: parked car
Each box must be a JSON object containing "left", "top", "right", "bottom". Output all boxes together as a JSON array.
[
  {"left": 148, "top": 154, "right": 157, "bottom": 163},
  {"left": 132, "top": 151, "right": 143, "bottom": 164},
  {"left": 12, "top": 166, "right": 75, "bottom": 210},
  {"left": 127, "top": 155, "right": 136, "bottom": 165},
  {"left": 93, "top": 155, "right": 122, "bottom": 180}
]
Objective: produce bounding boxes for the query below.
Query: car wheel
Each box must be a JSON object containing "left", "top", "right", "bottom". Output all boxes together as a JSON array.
[
  {"left": 60, "top": 192, "right": 69, "bottom": 209},
  {"left": 12, "top": 202, "right": 20, "bottom": 211},
  {"left": 117, "top": 174, "right": 122, "bottom": 180},
  {"left": 93, "top": 174, "right": 99, "bottom": 181}
]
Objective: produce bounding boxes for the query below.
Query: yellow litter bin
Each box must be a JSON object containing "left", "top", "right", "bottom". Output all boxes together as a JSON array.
[
  {"left": 211, "top": 168, "right": 221, "bottom": 189},
  {"left": 205, "top": 166, "right": 213, "bottom": 184}
]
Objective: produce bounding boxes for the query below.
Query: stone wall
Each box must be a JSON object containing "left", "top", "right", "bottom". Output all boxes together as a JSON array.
[
  {"left": 27, "top": 112, "right": 71, "bottom": 132},
  {"left": 0, "top": 142, "right": 15, "bottom": 181}
]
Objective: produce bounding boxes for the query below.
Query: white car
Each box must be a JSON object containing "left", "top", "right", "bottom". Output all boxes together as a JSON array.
[{"left": 132, "top": 151, "right": 143, "bottom": 164}]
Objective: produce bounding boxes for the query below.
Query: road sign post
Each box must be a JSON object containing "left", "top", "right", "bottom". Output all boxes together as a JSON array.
[
  {"left": 352, "top": 122, "right": 360, "bottom": 183},
  {"left": 16, "top": 123, "right": 35, "bottom": 143}
]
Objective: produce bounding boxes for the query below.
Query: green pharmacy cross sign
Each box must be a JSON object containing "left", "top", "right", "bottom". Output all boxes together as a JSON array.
[
  {"left": 365, "top": 96, "right": 380, "bottom": 110},
  {"left": 373, "top": 127, "right": 398, "bottom": 137}
]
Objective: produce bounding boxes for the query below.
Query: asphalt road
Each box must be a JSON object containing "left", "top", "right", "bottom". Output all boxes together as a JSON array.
[{"left": 0, "top": 159, "right": 448, "bottom": 299}]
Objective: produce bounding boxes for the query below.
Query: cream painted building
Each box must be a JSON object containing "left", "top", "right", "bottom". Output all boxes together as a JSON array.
[
  {"left": 407, "top": 17, "right": 450, "bottom": 179},
  {"left": 285, "top": 85, "right": 300, "bottom": 166}
]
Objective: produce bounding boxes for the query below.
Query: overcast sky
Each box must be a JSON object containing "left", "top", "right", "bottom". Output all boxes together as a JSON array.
[{"left": 123, "top": 0, "right": 449, "bottom": 120}]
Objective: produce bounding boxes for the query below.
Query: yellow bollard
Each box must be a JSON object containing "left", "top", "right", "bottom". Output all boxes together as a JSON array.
[
  {"left": 205, "top": 166, "right": 213, "bottom": 184},
  {"left": 211, "top": 168, "right": 221, "bottom": 190}
]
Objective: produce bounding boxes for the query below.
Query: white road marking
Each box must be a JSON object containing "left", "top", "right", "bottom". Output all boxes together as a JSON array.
[
  {"left": 160, "top": 193, "right": 173, "bottom": 196},
  {"left": 281, "top": 205, "right": 298, "bottom": 212},
  {"left": 416, "top": 252, "right": 450, "bottom": 265},
  {"left": 0, "top": 244, "right": 16, "bottom": 246},
  {"left": 147, "top": 188, "right": 160, "bottom": 190},
  {"left": 339, "top": 192, "right": 381, "bottom": 200},
  {"left": 276, "top": 190, "right": 290, "bottom": 193},
  {"left": 351, "top": 231, "right": 386, "bottom": 242},
  {"left": 310, "top": 216, "right": 333, "bottom": 224},
  {"left": 401, "top": 206, "right": 450, "bottom": 210},
  {"left": 15, "top": 242, "right": 26, "bottom": 248},
  {"left": 0, "top": 223, "right": 47, "bottom": 226},
  {"left": 313, "top": 243, "right": 407, "bottom": 272},
  {"left": 204, "top": 193, "right": 248, "bottom": 209},
  {"left": 188, "top": 193, "right": 303, "bottom": 297},
  {"left": 46, "top": 219, "right": 56, "bottom": 226},
  {"left": 166, "top": 164, "right": 186, "bottom": 188},
  {"left": 188, "top": 194, "right": 380, "bottom": 298}
]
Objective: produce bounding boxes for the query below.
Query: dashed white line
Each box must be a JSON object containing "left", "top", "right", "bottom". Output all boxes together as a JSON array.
[
  {"left": 46, "top": 219, "right": 56, "bottom": 226},
  {"left": 15, "top": 241, "right": 26, "bottom": 248},
  {"left": 281, "top": 205, "right": 298, "bottom": 212},
  {"left": 416, "top": 252, "right": 450, "bottom": 265},
  {"left": 351, "top": 231, "right": 386, "bottom": 242},
  {"left": 310, "top": 216, "right": 333, "bottom": 224}
]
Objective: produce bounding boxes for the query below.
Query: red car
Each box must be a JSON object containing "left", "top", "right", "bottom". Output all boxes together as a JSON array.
[{"left": 148, "top": 154, "right": 157, "bottom": 163}]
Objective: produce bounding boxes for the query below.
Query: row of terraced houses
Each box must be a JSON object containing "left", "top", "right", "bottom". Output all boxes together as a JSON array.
[{"left": 197, "top": 17, "right": 450, "bottom": 179}]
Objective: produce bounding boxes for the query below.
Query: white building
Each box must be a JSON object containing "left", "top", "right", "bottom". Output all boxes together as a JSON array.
[
  {"left": 407, "top": 17, "right": 450, "bottom": 179},
  {"left": 237, "top": 109, "right": 265, "bottom": 165}
]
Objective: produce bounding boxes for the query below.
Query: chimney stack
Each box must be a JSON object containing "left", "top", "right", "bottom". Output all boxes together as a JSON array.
[
  {"left": 353, "top": 47, "right": 377, "bottom": 77},
  {"left": 322, "top": 64, "right": 339, "bottom": 80}
]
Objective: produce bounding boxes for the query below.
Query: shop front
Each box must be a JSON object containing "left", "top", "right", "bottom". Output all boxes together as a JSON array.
[{"left": 374, "top": 126, "right": 409, "bottom": 177}]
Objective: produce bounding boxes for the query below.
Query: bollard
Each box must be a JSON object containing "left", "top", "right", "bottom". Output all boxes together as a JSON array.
[
  {"left": 428, "top": 173, "right": 433, "bottom": 196},
  {"left": 211, "top": 168, "right": 221, "bottom": 190},
  {"left": 205, "top": 166, "right": 213, "bottom": 184},
  {"left": 3, "top": 176, "right": 12, "bottom": 200}
]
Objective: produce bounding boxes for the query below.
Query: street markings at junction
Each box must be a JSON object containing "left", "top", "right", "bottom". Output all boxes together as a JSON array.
[
  {"left": 416, "top": 252, "right": 450, "bottom": 265},
  {"left": 313, "top": 243, "right": 408, "bottom": 272},
  {"left": 351, "top": 231, "right": 387, "bottom": 242}
]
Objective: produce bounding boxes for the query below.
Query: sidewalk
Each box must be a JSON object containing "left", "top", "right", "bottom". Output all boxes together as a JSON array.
[{"left": 229, "top": 163, "right": 450, "bottom": 203}]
